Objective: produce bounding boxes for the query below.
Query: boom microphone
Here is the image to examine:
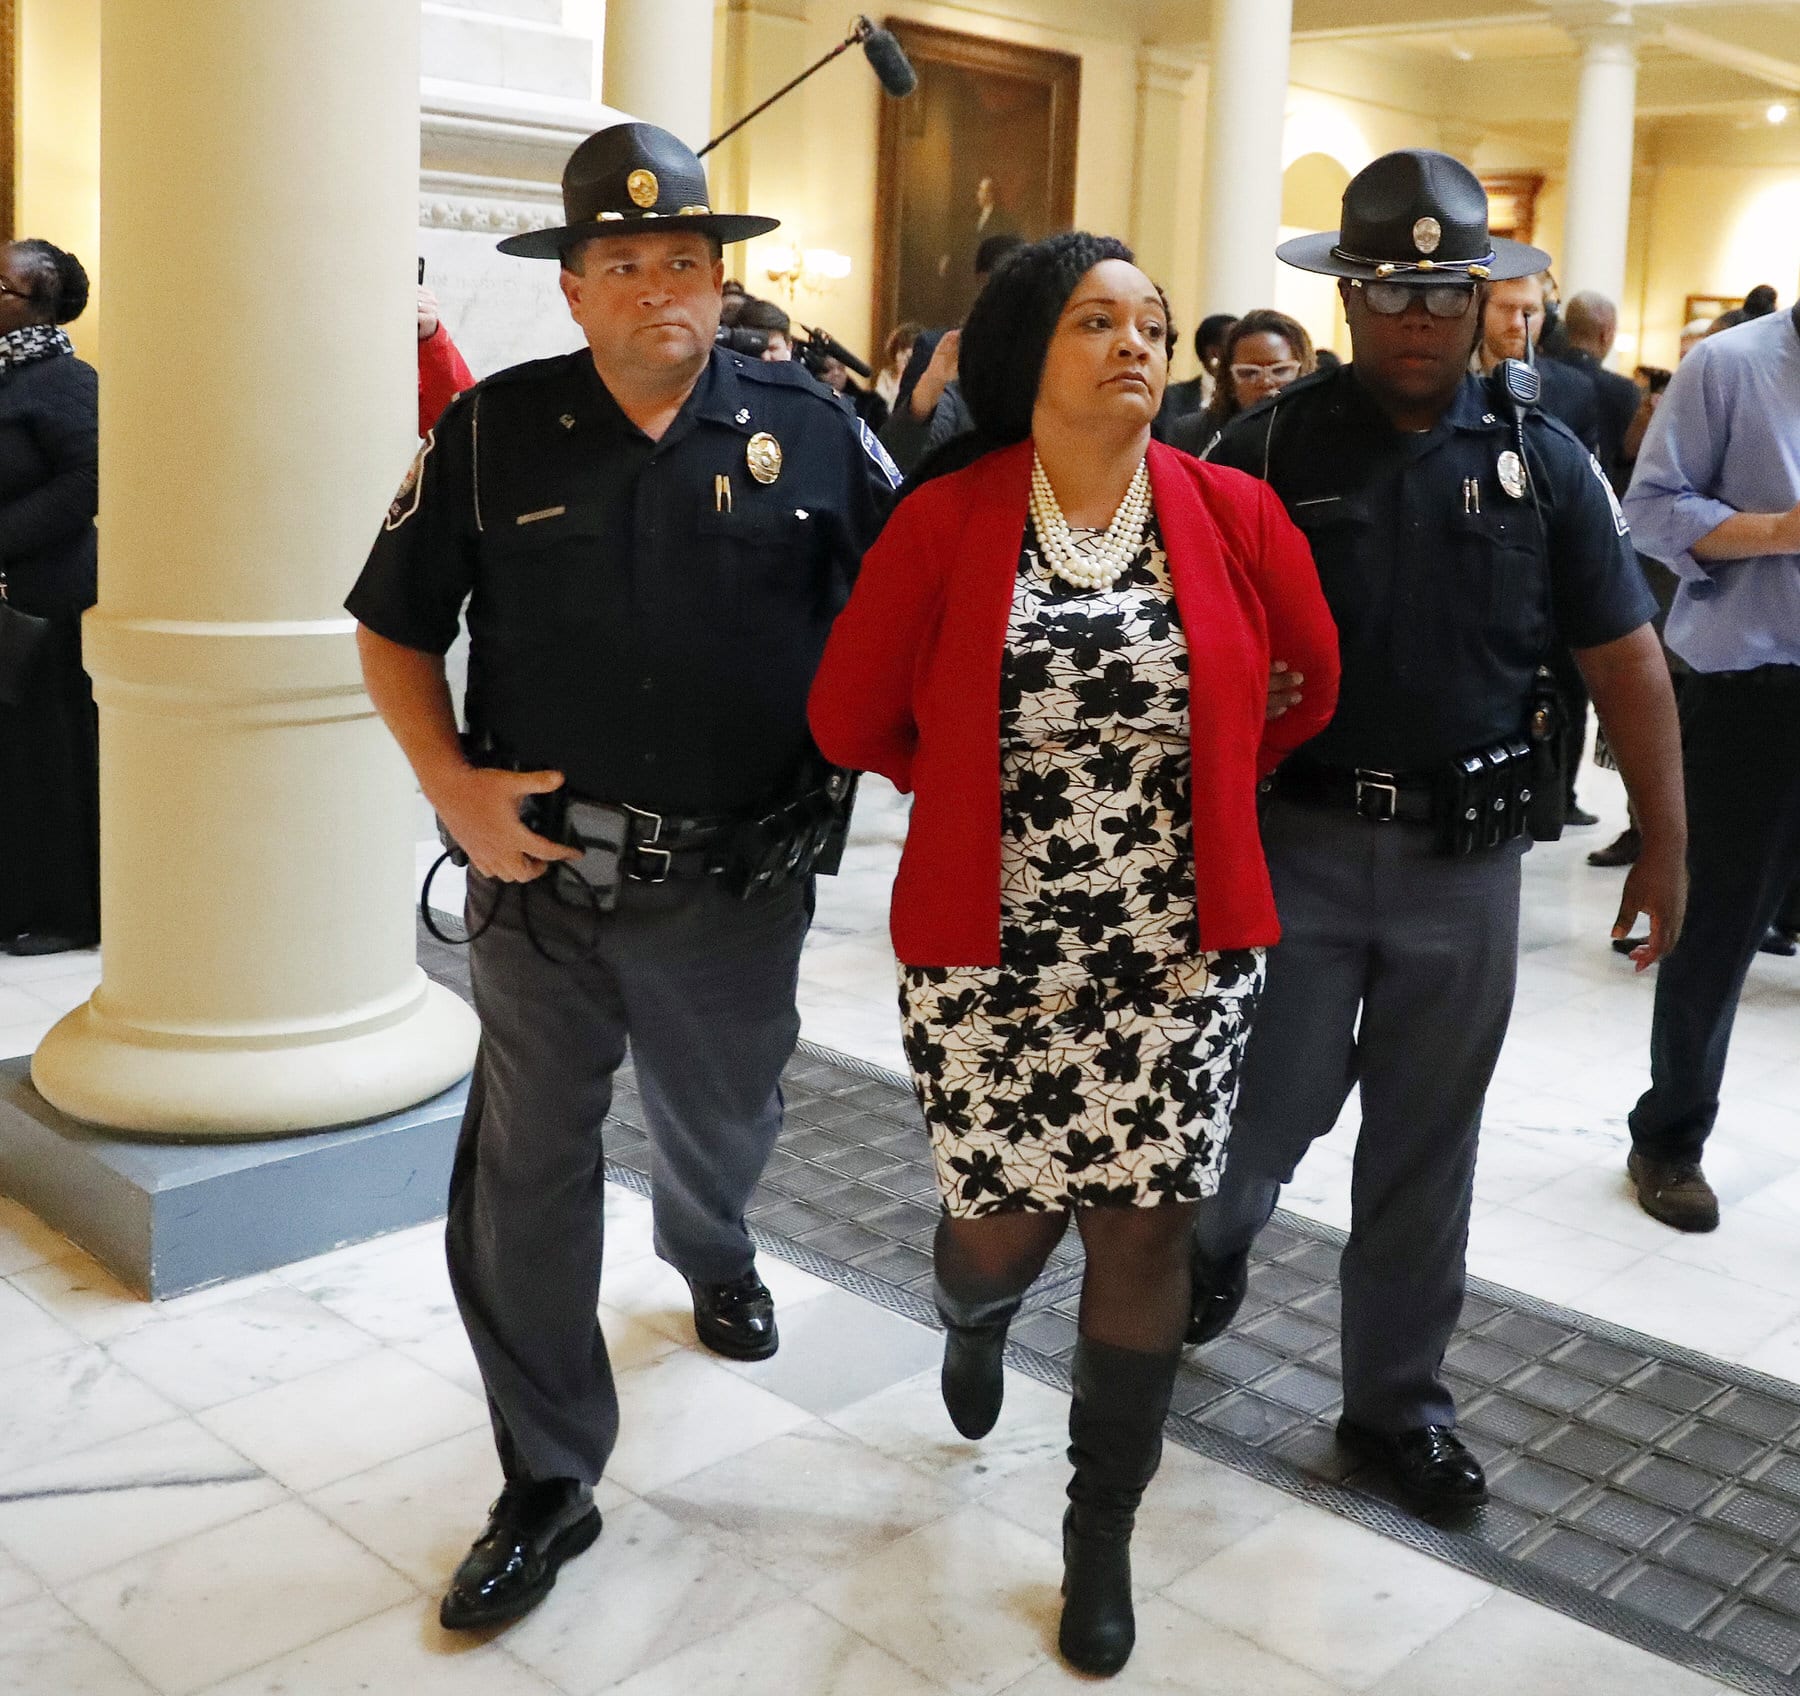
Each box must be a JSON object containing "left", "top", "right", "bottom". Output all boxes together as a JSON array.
[
  {"left": 805, "top": 327, "right": 873, "bottom": 380},
  {"left": 861, "top": 26, "right": 918, "bottom": 98}
]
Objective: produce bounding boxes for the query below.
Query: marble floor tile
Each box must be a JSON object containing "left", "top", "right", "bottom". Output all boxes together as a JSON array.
[
  {"left": 104, "top": 1285, "right": 384, "bottom": 1412},
  {"left": 0, "top": 1194, "right": 72, "bottom": 1276},
  {"left": 600, "top": 1247, "right": 833, "bottom": 1352},
  {"left": 0, "top": 1347, "right": 177, "bottom": 1476},
  {"left": 975, "top": 1441, "right": 1289, "bottom": 1594},
  {"left": 1508, "top": 1161, "right": 1702, "bottom": 1254},
  {"left": 0, "top": 1593, "right": 156, "bottom": 1696},
  {"left": 7, "top": 1249, "right": 160, "bottom": 1343},
  {"left": 0, "top": 1271, "right": 81, "bottom": 1368},
  {"left": 190, "top": 1599, "right": 563, "bottom": 1696},
  {"left": 806, "top": 1502, "right": 1062, "bottom": 1696},
  {"left": 197, "top": 1349, "right": 488, "bottom": 1493},
  {"left": 828, "top": 1367, "right": 1074, "bottom": 1500},
  {"left": 1361, "top": 1589, "right": 1717, "bottom": 1696},
  {"left": 1464, "top": 1205, "right": 1650, "bottom": 1306},
  {"left": 394, "top": 1320, "right": 488, "bottom": 1399},
  {"left": 57, "top": 1499, "right": 414, "bottom": 1696},
  {"left": 0, "top": 1419, "right": 282, "bottom": 1587},
  {"left": 1162, "top": 1505, "right": 1492, "bottom": 1691},
  {"left": 0, "top": 1545, "right": 39, "bottom": 1609},
  {"left": 647, "top": 1419, "right": 962, "bottom": 1593},
  {"left": 603, "top": 1596, "right": 942, "bottom": 1696},
  {"left": 1579, "top": 1253, "right": 1800, "bottom": 1360},
  {"left": 606, "top": 1346, "right": 815, "bottom": 1495},
  {"left": 999, "top": 1596, "right": 1345, "bottom": 1696},
  {"left": 715, "top": 1287, "right": 943, "bottom": 1416},
  {"left": 278, "top": 1227, "right": 461, "bottom": 1343},
  {"left": 0, "top": 1016, "right": 55, "bottom": 1060},
  {"left": 1739, "top": 1314, "right": 1800, "bottom": 1382},
  {"left": 1655, "top": 1200, "right": 1800, "bottom": 1299},
  {"left": 502, "top": 1496, "right": 786, "bottom": 1696}
]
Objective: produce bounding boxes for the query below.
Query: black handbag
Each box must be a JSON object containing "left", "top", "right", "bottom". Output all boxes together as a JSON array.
[{"left": 0, "top": 570, "right": 50, "bottom": 707}]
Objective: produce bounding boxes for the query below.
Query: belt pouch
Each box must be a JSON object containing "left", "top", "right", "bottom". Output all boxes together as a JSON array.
[{"left": 1525, "top": 667, "right": 1566, "bottom": 842}]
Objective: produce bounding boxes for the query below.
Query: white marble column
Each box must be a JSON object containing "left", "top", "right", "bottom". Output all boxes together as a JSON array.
[
  {"left": 602, "top": 0, "right": 716, "bottom": 149},
  {"left": 32, "top": 0, "right": 478, "bottom": 1137},
  {"left": 1198, "top": 0, "right": 1294, "bottom": 316},
  {"left": 1560, "top": 18, "right": 1640, "bottom": 305}
]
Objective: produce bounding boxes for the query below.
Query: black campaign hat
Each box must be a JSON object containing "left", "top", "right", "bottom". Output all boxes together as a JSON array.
[
  {"left": 497, "top": 122, "right": 780, "bottom": 260},
  {"left": 1277, "top": 149, "right": 1550, "bottom": 284}
]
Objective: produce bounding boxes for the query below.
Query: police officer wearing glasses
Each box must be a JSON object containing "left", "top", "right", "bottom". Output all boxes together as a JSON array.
[
  {"left": 1188, "top": 151, "right": 1688, "bottom": 1516},
  {"left": 347, "top": 123, "right": 898, "bottom": 1628}
]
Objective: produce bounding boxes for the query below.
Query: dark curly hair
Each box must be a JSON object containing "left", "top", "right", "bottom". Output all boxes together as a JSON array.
[
  {"left": 907, "top": 232, "right": 1169, "bottom": 490},
  {"left": 9, "top": 240, "right": 90, "bottom": 325}
]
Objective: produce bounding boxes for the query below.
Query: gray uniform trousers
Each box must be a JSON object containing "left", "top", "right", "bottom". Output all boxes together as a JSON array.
[
  {"left": 1196, "top": 798, "right": 1525, "bottom": 1433},
  {"left": 446, "top": 868, "right": 811, "bottom": 1487}
]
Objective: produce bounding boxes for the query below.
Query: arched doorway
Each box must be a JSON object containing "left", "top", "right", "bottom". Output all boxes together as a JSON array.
[{"left": 1275, "top": 151, "right": 1352, "bottom": 359}]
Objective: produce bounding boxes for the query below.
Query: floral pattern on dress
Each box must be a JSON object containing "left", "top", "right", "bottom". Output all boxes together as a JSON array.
[{"left": 900, "top": 520, "right": 1265, "bottom": 1217}]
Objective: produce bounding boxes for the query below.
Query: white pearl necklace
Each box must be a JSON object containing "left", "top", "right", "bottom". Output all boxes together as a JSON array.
[{"left": 1028, "top": 452, "right": 1152, "bottom": 592}]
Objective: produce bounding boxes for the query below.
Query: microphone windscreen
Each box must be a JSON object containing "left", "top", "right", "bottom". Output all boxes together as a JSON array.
[{"left": 863, "top": 28, "right": 918, "bottom": 98}]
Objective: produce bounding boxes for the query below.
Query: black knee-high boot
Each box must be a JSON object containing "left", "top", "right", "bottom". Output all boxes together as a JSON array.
[
  {"left": 1060, "top": 1337, "right": 1181, "bottom": 1677},
  {"left": 936, "top": 1285, "right": 1020, "bottom": 1440}
]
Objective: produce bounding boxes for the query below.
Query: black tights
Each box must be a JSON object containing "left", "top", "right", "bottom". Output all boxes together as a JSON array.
[{"left": 935, "top": 1202, "right": 1197, "bottom": 1356}]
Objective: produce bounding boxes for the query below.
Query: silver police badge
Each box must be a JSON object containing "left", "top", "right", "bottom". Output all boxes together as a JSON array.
[
  {"left": 1497, "top": 448, "right": 1528, "bottom": 501},
  {"left": 1412, "top": 216, "right": 1442, "bottom": 256},
  {"left": 746, "top": 431, "right": 783, "bottom": 485}
]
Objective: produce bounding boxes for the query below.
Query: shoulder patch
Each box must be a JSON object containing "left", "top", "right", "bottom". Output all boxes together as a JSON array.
[
  {"left": 1589, "top": 452, "right": 1629, "bottom": 536},
  {"left": 859, "top": 418, "right": 904, "bottom": 489},
  {"left": 384, "top": 430, "right": 435, "bottom": 532}
]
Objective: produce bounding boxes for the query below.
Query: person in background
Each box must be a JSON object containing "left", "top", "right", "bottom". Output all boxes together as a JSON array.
[
  {"left": 874, "top": 320, "right": 922, "bottom": 414},
  {"left": 1168, "top": 309, "right": 1315, "bottom": 457},
  {"left": 812, "top": 232, "right": 1338, "bottom": 1676},
  {"left": 720, "top": 278, "right": 749, "bottom": 326},
  {"left": 0, "top": 240, "right": 100, "bottom": 957},
  {"left": 815, "top": 351, "right": 887, "bottom": 432},
  {"left": 1314, "top": 347, "right": 1343, "bottom": 373},
  {"left": 1617, "top": 291, "right": 1800, "bottom": 1232},
  {"left": 1678, "top": 317, "right": 1714, "bottom": 362},
  {"left": 418, "top": 282, "right": 475, "bottom": 439},
  {"left": 1553, "top": 292, "right": 1643, "bottom": 490},
  {"left": 881, "top": 232, "right": 1027, "bottom": 473},
  {"left": 1742, "top": 284, "right": 1779, "bottom": 320},
  {"left": 1156, "top": 312, "right": 1237, "bottom": 431},
  {"left": 1474, "top": 269, "right": 1604, "bottom": 825},
  {"left": 736, "top": 296, "right": 794, "bottom": 362}
]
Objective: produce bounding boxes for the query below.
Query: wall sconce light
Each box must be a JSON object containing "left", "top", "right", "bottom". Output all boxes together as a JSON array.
[
  {"left": 762, "top": 242, "right": 854, "bottom": 299},
  {"left": 1769, "top": 103, "right": 1791, "bottom": 126}
]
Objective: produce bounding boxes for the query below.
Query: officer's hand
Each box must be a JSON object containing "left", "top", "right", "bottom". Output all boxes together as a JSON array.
[
  {"left": 431, "top": 766, "right": 581, "bottom": 883},
  {"left": 1266, "top": 662, "right": 1304, "bottom": 721},
  {"left": 1614, "top": 841, "right": 1688, "bottom": 972}
]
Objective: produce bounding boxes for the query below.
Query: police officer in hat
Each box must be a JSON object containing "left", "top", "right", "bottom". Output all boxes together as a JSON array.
[
  {"left": 1187, "top": 150, "right": 1688, "bottom": 1515},
  {"left": 347, "top": 122, "right": 899, "bottom": 1628}
]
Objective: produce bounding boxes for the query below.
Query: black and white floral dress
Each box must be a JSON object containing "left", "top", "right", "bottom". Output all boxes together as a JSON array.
[{"left": 900, "top": 520, "right": 1265, "bottom": 1217}]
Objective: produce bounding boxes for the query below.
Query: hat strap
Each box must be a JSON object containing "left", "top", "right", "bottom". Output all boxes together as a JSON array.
[{"left": 1330, "top": 245, "right": 1495, "bottom": 281}]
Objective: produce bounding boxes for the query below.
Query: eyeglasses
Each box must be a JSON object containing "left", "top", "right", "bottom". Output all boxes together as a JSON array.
[
  {"left": 1230, "top": 362, "right": 1301, "bottom": 386},
  {"left": 1354, "top": 280, "right": 1477, "bottom": 319}
]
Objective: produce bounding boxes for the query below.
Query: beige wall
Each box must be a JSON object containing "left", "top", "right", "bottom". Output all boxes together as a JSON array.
[{"left": 15, "top": 0, "right": 101, "bottom": 362}]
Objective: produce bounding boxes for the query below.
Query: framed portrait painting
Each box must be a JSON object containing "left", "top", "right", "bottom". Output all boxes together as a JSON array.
[{"left": 871, "top": 20, "right": 1080, "bottom": 348}]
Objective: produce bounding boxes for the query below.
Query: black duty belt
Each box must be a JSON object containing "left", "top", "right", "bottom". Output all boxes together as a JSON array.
[
  {"left": 558, "top": 798, "right": 733, "bottom": 888},
  {"left": 1274, "top": 762, "right": 1437, "bottom": 825}
]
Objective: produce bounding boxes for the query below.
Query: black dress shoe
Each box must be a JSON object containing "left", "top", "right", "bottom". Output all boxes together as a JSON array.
[
  {"left": 1186, "top": 1248, "right": 1248, "bottom": 1347},
  {"left": 1565, "top": 804, "right": 1601, "bottom": 827},
  {"left": 1758, "top": 927, "right": 1799, "bottom": 958},
  {"left": 1587, "top": 827, "right": 1640, "bottom": 868},
  {"left": 440, "top": 1478, "right": 600, "bottom": 1631},
  {"left": 4, "top": 931, "right": 98, "bottom": 957},
  {"left": 1336, "top": 1419, "right": 1487, "bottom": 1515},
  {"left": 689, "top": 1272, "right": 779, "bottom": 1360}
]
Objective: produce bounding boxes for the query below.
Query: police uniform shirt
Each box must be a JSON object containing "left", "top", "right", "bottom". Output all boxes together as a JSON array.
[
  {"left": 347, "top": 345, "right": 901, "bottom": 815},
  {"left": 1209, "top": 365, "right": 1656, "bottom": 773}
]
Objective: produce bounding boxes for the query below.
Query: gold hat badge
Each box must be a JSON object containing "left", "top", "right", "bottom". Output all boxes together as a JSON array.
[{"left": 627, "top": 169, "right": 659, "bottom": 209}]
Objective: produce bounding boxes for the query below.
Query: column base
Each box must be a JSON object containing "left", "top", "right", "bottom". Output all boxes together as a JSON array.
[{"left": 30, "top": 973, "right": 478, "bottom": 1140}]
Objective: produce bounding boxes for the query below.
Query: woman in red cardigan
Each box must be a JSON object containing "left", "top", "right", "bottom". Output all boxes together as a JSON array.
[{"left": 810, "top": 234, "right": 1338, "bottom": 1676}]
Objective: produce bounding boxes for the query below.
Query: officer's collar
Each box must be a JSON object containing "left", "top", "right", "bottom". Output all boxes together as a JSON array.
[
  {"left": 564, "top": 346, "right": 741, "bottom": 442},
  {"left": 692, "top": 347, "right": 767, "bottom": 435},
  {"left": 1446, "top": 372, "right": 1508, "bottom": 433}
]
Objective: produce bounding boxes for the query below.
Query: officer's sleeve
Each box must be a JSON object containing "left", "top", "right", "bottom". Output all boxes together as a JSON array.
[
  {"left": 844, "top": 410, "right": 902, "bottom": 555},
  {"left": 344, "top": 390, "right": 479, "bottom": 654},
  {"left": 1544, "top": 427, "right": 1659, "bottom": 650}
]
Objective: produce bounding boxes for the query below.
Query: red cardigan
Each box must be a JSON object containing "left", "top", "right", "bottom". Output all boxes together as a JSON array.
[{"left": 809, "top": 438, "right": 1340, "bottom": 968}]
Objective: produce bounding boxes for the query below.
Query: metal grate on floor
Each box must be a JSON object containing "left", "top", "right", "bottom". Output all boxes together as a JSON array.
[{"left": 420, "top": 922, "right": 1800, "bottom": 1696}]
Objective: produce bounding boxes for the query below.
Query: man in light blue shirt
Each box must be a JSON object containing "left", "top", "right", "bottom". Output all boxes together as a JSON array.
[{"left": 1621, "top": 302, "right": 1800, "bottom": 1230}]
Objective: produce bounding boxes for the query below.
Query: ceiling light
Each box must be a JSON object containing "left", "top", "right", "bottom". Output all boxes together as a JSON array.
[
  {"left": 1770, "top": 102, "right": 1791, "bottom": 125},
  {"left": 1450, "top": 41, "right": 1474, "bottom": 62}
]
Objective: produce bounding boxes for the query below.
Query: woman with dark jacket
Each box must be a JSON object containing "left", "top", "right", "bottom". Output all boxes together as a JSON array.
[
  {"left": 810, "top": 233, "right": 1338, "bottom": 1676},
  {"left": 0, "top": 240, "right": 100, "bottom": 955}
]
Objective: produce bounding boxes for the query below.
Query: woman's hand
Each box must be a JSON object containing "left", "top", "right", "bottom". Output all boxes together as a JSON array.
[{"left": 1266, "top": 662, "right": 1305, "bottom": 721}]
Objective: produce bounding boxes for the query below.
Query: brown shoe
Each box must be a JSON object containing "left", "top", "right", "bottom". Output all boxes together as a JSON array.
[
  {"left": 1588, "top": 828, "right": 1641, "bottom": 868},
  {"left": 1627, "top": 1150, "right": 1720, "bottom": 1233}
]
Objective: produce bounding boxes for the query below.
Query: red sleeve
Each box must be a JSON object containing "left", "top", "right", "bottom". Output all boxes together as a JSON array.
[
  {"left": 1248, "top": 478, "right": 1340, "bottom": 777},
  {"left": 417, "top": 324, "right": 476, "bottom": 439},
  {"left": 808, "top": 490, "right": 944, "bottom": 792}
]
